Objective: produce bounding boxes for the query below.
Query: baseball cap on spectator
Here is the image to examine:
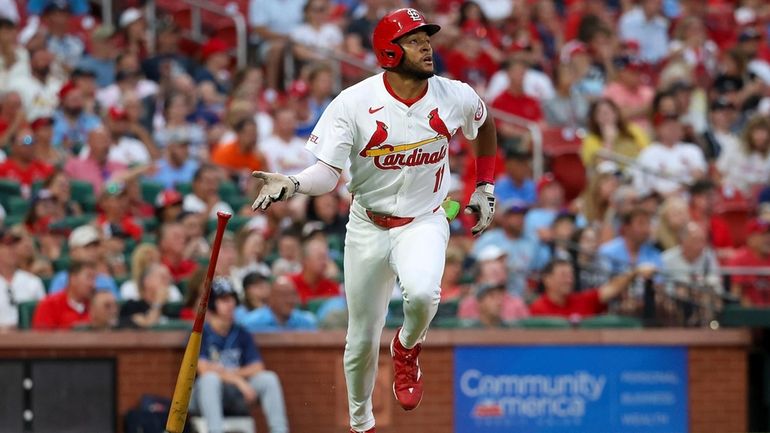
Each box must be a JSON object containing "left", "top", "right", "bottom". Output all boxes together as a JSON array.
[
  {"left": 505, "top": 148, "right": 530, "bottom": 161},
  {"left": 43, "top": 0, "right": 70, "bottom": 15},
  {"left": 476, "top": 245, "right": 507, "bottom": 262},
  {"left": 69, "top": 225, "right": 100, "bottom": 248},
  {"left": 653, "top": 111, "right": 680, "bottom": 127},
  {"left": 32, "top": 188, "right": 54, "bottom": 205},
  {"left": 0, "top": 17, "right": 16, "bottom": 29},
  {"left": 710, "top": 97, "right": 735, "bottom": 111},
  {"left": 461, "top": 22, "right": 487, "bottom": 39},
  {"left": 91, "top": 24, "right": 114, "bottom": 41},
  {"left": 103, "top": 181, "right": 126, "bottom": 196},
  {"left": 668, "top": 80, "right": 694, "bottom": 94},
  {"left": 713, "top": 75, "right": 742, "bottom": 94},
  {"left": 738, "top": 28, "right": 762, "bottom": 43},
  {"left": 536, "top": 173, "right": 559, "bottom": 196},
  {"left": 735, "top": 7, "right": 757, "bottom": 26},
  {"left": 0, "top": 227, "right": 22, "bottom": 245},
  {"left": 613, "top": 55, "right": 643, "bottom": 71},
  {"left": 58, "top": 81, "right": 77, "bottom": 100},
  {"left": 71, "top": 67, "right": 96, "bottom": 79},
  {"left": 201, "top": 38, "right": 229, "bottom": 61},
  {"left": 288, "top": 79, "right": 310, "bottom": 99},
  {"left": 155, "top": 189, "right": 183, "bottom": 209},
  {"left": 746, "top": 218, "right": 770, "bottom": 236},
  {"left": 119, "top": 8, "right": 143, "bottom": 28},
  {"left": 30, "top": 116, "right": 54, "bottom": 131},
  {"left": 302, "top": 221, "right": 325, "bottom": 240},
  {"left": 560, "top": 40, "right": 588, "bottom": 63},
  {"left": 596, "top": 160, "right": 621, "bottom": 176},
  {"left": 207, "top": 277, "right": 238, "bottom": 311},
  {"left": 503, "top": 199, "right": 529, "bottom": 214},
  {"left": 476, "top": 282, "right": 506, "bottom": 300},
  {"left": 620, "top": 39, "right": 641, "bottom": 55},
  {"left": 108, "top": 106, "right": 127, "bottom": 121}
]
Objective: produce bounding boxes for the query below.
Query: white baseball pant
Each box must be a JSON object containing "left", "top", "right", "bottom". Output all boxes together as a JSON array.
[{"left": 343, "top": 199, "right": 449, "bottom": 432}]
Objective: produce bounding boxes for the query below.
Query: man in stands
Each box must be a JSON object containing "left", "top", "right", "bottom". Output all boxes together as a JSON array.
[
  {"left": 0, "top": 128, "right": 54, "bottom": 190},
  {"left": 182, "top": 164, "right": 233, "bottom": 219},
  {"left": 49, "top": 225, "right": 119, "bottom": 298},
  {"left": 32, "top": 260, "right": 96, "bottom": 329},
  {"left": 237, "top": 275, "right": 317, "bottom": 332},
  {"left": 599, "top": 208, "right": 662, "bottom": 276},
  {"left": 87, "top": 290, "right": 119, "bottom": 330},
  {"left": 728, "top": 219, "right": 770, "bottom": 306},
  {"left": 529, "top": 258, "right": 656, "bottom": 319},
  {"left": 0, "top": 228, "right": 46, "bottom": 329},
  {"left": 159, "top": 222, "right": 198, "bottom": 283},
  {"left": 64, "top": 126, "right": 126, "bottom": 195},
  {"left": 289, "top": 237, "right": 340, "bottom": 304}
]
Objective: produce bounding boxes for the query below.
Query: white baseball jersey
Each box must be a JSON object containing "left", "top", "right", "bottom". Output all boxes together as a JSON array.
[{"left": 306, "top": 73, "right": 487, "bottom": 217}]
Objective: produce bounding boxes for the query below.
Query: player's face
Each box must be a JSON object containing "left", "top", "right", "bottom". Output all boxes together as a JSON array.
[{"left": 395, "top": 31, "right": 434, "bottom": 80}]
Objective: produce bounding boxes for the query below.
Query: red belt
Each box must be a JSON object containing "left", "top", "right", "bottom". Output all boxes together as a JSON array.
[{"left": 364, "top": 206, "right": 441, "bottom": 230}]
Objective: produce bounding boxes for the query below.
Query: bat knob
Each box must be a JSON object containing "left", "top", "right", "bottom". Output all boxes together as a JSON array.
[{"left": 216, "top": 211, "right": 232, "bottom": 220}]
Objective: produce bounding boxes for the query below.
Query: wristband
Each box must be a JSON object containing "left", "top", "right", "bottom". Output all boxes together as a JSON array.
[
  {"left": 288, "top": 175, "right": 300, "bottom": 194},
  {"left": 476, "top": 155, "right": 496, "bottom": 185}
]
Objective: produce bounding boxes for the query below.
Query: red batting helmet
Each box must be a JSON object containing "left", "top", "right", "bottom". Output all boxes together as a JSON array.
[{"left": 372, "top": 8, "right": 440, "bottom": 69}]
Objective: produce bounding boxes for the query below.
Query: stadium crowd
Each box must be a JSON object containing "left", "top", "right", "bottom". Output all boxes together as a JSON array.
[{"left": 0, "top": 0, "right": 769, "bottom": 335}]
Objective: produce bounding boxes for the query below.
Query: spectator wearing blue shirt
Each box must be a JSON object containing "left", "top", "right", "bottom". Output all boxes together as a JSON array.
[
  {"left": 48, "top": 225, "right": 119, "bottom": 299},
  {"left": 523, "top": 173, "right": 564, "bottom": 241},
  {"left": 76, "top": 26, "right": 117, "bottom": 88},
  {"left": 598, "top": 208, "right": 663, "bottom": 283},
  {"left": 52, "top": 82, "right": 101, "bottom": 149},
  {"left": 150, "top": 139, "right": 199, "bottom": 189},
  {"left": 237, "top": 275, "right": 318, "bottom": 332},
  {"left": 618, "top": 0, "right": 669, "bottom": 63},
  {"left": 495, "top": 149, "right": 536, "bottom": 206},
  {"left": 191, "top": 278, "right": 289, "bottom": 433}
]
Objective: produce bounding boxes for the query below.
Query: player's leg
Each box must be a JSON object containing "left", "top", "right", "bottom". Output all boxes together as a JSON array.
[
  {"left": 344, "top": 205, "right": 397, "bottom": 432},
  {"left": 249, "top": 370, "right": 289, "bottom": 433},
  {"left": 391, "top": 212, "right": 449, "bottom": 347},
  {"left": 193, "top": 372, "right": 226, "bottom": 433}
]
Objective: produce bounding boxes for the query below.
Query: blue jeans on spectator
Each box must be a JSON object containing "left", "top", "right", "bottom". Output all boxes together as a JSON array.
[{"left": 190, "top": 371, "right": 289, "bottom": 433}]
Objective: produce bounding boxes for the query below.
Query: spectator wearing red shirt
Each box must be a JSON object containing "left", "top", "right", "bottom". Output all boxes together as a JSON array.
[
  {"left": 529, "top": 259, "right": 656, "bottom": 320},
  {"left": 289, "top": 237, "right": 340, "bottom": 304},
  {"left": 443, "top": 23, "right": 500, "bottom": 88},
  {"left": 687, "top": 180, "right": 733, "bottom": 256},
  {"left": 728, "top": 219, "right": 770, "bottom": 306},
  {"left": 0, "top": 128, "right": 54, "bottom": 190},
  {"left": 32, "top": 260, "right": 96, "bottom": 329},
  {"left": 160, "top": 222, "right": 198, "bottom": 282},
  {"left": 491, "top": 58, "right": 543, "bottom": 150},
  {"left": 96, "top": 181, "right": 143, "bottom": 242}
]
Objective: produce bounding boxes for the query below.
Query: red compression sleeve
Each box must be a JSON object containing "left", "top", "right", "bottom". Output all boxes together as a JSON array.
[{"left": 476, "top": 155, "right": 496, "bottom": 185}]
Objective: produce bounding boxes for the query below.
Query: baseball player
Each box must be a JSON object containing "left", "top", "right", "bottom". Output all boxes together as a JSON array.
[{"left": 251, "top": 8, "right": 497, "bottom": 433}]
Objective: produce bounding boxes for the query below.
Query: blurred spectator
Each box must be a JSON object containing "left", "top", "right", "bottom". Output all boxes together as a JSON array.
[
  {"left": 159, "top": 221, "right": 198, "bottom": 282},
  {"left": 633, "top": 110, "right": 706, "bottom": 197},
  {"left": 440, "top": 246, "right": 468, "bottom": 301},
  {"left": 458, "top": 247, "right": 530, "bottom": 320},
  {"left": 271, "top": 231, "right": 303, "bottom": 276},
  {"left": 697, "top": 97, "right": 740, "bottom": 161},
  {"left": 581, "top": 98, "right": 649, "bottom": 171},
  {"left": 728, "top": 219, "right": 770, "bottom": 306},
  {"left": 306, "top": 193, "right": 347, "bottom": 240},
  {"left": 46, "top": 170, "right": 82, "bottom": 216},
  {"left": 104, "top": 104, "right": 154, "bottom": 166},
  {"left": 603, "top": 56, "right": 654, "bottom": 132},
  {"left": 13, "top": 225, "right": 55, "bottom": 277},
  {"left": 472, "top": 282, "right": 510, "bottom": 328},
  {"left": 262, "top": 106, "right": 315, "bottom": 175},
  {"left": 152, "top": 138, "right": 200, "bottom": 189},
  {"left": 10, "top": 47, "right": 62, "bottom": 121},
  {"left": 529, "top": 258, "right": 656, "bottom": 319},
  {"left": 233, "top": 230, "right": 271, "bottom": 293},
  {"left": 119, "top": 263, "right": 177, "bottom": 328},
  {"left": 249, "top": 0, "right": 305, "bottom": 90},
  {"left": 581, "top": 161, "right": 621, "bottom": 227},
  {"left": 291, "top": 0, "right": 343, "bottom": 63},
  {"left": 182, "top": 164, "right": 234, "bottom": 218},
  {"left": 76, "top": 25, "right": 116, "bottom": 88},
  {"left": 598, "top": 208, "right": 663, "bottom": 276},
  {"left": 717, "top": 115, "right": 770, "bottom": 197},
  {"left": 116, "top": 8, "right": 149, "bottom": 59},
  {"left": 494, "top": 149, "right": 535, "bottom": 205},
  {"left": 121, "top": 243, "right": 183, "bottom": 302},
  {"left": 194, "top": 38, "right": 232, "bottom": 95},
  {"left": 32, "top": 116, "right": 65, "bottom": 166},
  {"left": 295, "top": 63, "right": 335, "bottom": 137},
  {"left": 153, "top": 93, "right": 206, "bottom": 152},
  {"left": 213, "top": 231, "right": 239, "bottom": 284},
  {"left": 289, "top": 237, "right": 340, "bottom": 304},
  {"left": 155, "top": 189, "right": 184, "bottom": 224},
  {"left": 180, "top": 267, "right": 206, "bottom": 321},
  {"left": 0, "top": 91, "right": 25, "bottom": 145},
  {"left": 543, "top": 62, "right": 589, "bottom": 128},
  {"left": 43, "top": 1, "right": 84, "bottom": 71},
  {"left": 32, "top": 259, "right": 95, "bottom": 329},
  {"left": 64, "top": 127, "right": 127, "bottom": 195},
  {"left": 667, "top": 79, "right": 706, "bottom": 137},
  {"left": 87, "top": 291, "right": 119, "bottom": 330},
  {"left": 96, "top": 53, "right": 158, "bottom": 110},
  {"left": 571, "top": 226, "right": 609, "bottom": 292},
  {"left": 179, "top": 211, "right": 210, "bottom": 261},
  {"left": 211, "top": 117, "right": 266, "bottom": 175},
  {"left": 23, "top": 188, "right": 61, "bottom": 235},
  {"left": 49, "top": 225, "right": 119, "bottom": 297},
  {"left": 443, "top": 22, "right": 500, "bottom": 89},
  {"left": 688, "top": 180, "right": 733, "bottom": 257},
  {"left": 662, "top": 222, "right": 722, "bottom": 295},
  {"left": 236, "top": 272, "right": 271, "bottom": 314},
  {"left": 491, "top": 58, "right": 544, "bottom": 151},
  {"left": 96, "top": 181, "right": 143, "bottom": 242},
  {"left": 668, "top": 16, "right": 718, "bottom": 77},
  {"left": 538, "top": 212, "right": 578, "bottom": 266},
  {"left": 654, "top": 196, "right": 690, "bottom": 251},
  {"left": 346, "top": 0, "right": 379, "bottom": 50},
  {"left": 0, "top": 228, "right": 46, "bottom": 329},
  {"left": 191, "top": 277, "right": 289, "bottom": 433},
  {"left": 52, "top": 80, "right": 101, "bottom": 149},
  {"left": 141, "top": 18, "right": 194, "bottom": 83},
  {"left": 237, "top": 275, "right": 317, "bottom": 332},
  {"left": 0, "top": 128, "right": 54, "bottom": 191},
  {"left": 523, "top": 174, "right": 565, "bottom": 241},
  {"left": 618, "top": 0, "right": 669, "bottom": 63},
  {"left": 0, "top": 19, "right": 30, "bottom": 88}
]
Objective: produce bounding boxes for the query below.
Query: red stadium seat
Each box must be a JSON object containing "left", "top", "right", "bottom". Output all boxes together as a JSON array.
[
  {"left": 541, "top": 127, "right": 581, "bottom": 157},
  {"left": 715, "top": 193, "right": 754, "bottom": 248},
  {"left": 541, "top": 127, "right": 586, "bottom": 202}
]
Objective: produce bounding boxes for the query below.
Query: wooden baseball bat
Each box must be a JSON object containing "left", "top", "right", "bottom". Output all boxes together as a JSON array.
[{"left": 166, "top": 211, "right": 232, "bottom": 433}]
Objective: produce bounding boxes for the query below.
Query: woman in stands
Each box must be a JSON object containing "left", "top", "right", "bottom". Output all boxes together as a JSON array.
[
  {"left": 120, "top": 243, "right": 183, "bottom": 302},
  {"left": 580, "top": 98, "right": 649, "bottom": 171},
  {"left": 654, "top": 196, "right": 691, "bottom": 251},
  {"left": 716, "top": 115, "right": 770, "bottom": 198}
]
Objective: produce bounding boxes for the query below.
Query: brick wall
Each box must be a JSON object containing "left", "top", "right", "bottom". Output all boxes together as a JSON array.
[{"left": 689, "top": 348, "right": 747, "bottom": 433}]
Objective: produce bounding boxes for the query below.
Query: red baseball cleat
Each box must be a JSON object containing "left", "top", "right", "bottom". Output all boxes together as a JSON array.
[
  {"left": 350, "top": 429, "right": 375, "bottom": 433},
  {"left": 390, "top": 327, "right": 423, "bottom": 410}
]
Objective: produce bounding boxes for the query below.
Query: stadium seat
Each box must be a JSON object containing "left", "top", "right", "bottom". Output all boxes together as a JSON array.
[
  {"left": 435, "top": 299, "right": 459, "bottom": 319},
  {"left": 388, "top": 298, "right": 404, "bottom": 318},
  {"left": 48, "top": 214, "right": 96, "bottom": 233},
  {"left": 164, "top": 302, "right": 184, "bottom": 317},
  {"left": 140, "top": 217, "right": 159, "bottom": 233},
  {"left": 70, "top": 180, "right": 95, "bottom": 206},
  {"left": 715, "top": 195, "right": 752, "bottom": 247},
  {"left": 7, "top": 196, "right": 29, "bottom": 217},
  {"left": 41, "top": 277, "right": 53, "bottom": 293},
  {"left": 0, "top": 178, "right": 21, "bottom": 208},
  {"left": 303, "top": 297, "right": 332, "bottom": 314},
  {"left": 17, "top": 300, "right": 38, "bottom": 329},
  {"left": 140, "top": 180, "right": 164, "bottom": 205},
  {"left": 541, "top": 127, "right": 582, "bottom": 156},
  {"left": 176, "top": 182, "right": 192, "bottom": 195},
  {"left": 3, "top": 214, "right": 24, "bottom": 228},
  {"left": 53, "top": 255, "right": 70, "bottom": 272},
  {"left": 511, "top": 316, "right": 571, "bottom": 329},
  {"left": 578, "top": 314, "right": 642, "bottom": 329}
]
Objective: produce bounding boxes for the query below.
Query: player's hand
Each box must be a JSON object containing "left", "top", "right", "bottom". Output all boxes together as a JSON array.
[
  {"left": 251, "top": 171, "right": 297, "bottom": 211},
  {"left": 464, "top": 184, "right": 495, "bottom": 236}
]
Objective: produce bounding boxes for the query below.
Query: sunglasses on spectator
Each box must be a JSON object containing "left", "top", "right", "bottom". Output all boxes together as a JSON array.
[{"left": 18, "top": 135, "right": 34, "bottom": 146}]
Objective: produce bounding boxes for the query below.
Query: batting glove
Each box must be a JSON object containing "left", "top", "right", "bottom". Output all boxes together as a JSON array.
[
  {"left": 464, "top": 183, "right": 495, "bottom": 236},
  {"left": 251, "top": 171, "right": 299, "bottom": 211}
]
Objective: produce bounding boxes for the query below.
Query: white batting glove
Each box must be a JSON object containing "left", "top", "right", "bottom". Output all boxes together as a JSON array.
[
  {"left": 464, "top": 183, "right": 495, "bottom": 236},
  {"left": 251, "top": 171, "right": 298, "bottom": 211}
]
